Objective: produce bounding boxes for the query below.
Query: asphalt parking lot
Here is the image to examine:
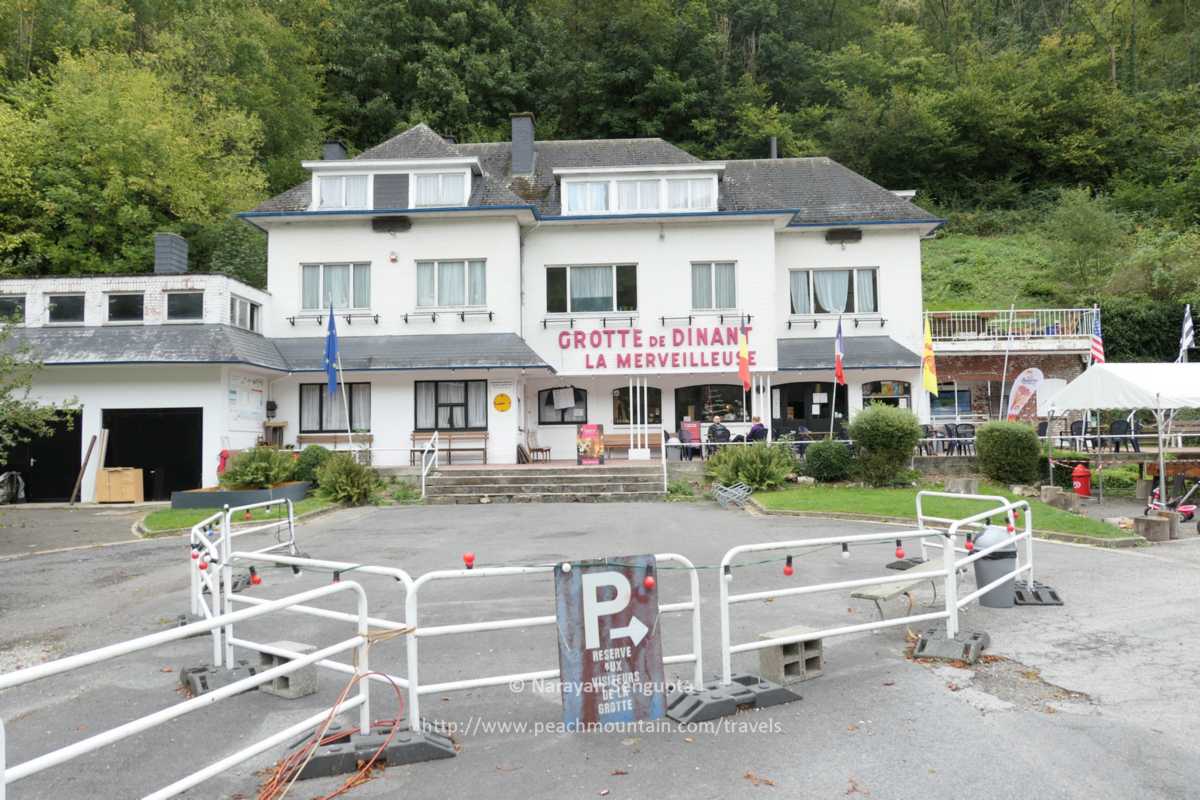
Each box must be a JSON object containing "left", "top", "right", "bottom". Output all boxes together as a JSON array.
[{"left": 1, "top": 502, "right": 1199, "bottom": 799}]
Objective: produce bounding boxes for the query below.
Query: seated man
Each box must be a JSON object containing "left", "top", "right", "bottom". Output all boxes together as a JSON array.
[{"left": 707, "top": 415, "right": 731, "bottom": 456}]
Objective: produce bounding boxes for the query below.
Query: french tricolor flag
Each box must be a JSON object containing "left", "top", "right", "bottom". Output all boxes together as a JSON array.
[{"left": 834, "top": 317, "right": 846, "bottom": 386}]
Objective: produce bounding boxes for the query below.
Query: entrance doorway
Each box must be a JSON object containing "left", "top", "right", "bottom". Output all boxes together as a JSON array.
[
  {"left": 0, "top": 411, "right": 82, "bottom": 501},
  {"left": 101, "top": 408, "right": 203, "bottom": 500},
  {"left": 772, "top": 381, "right": 848, "bottom": 435}
]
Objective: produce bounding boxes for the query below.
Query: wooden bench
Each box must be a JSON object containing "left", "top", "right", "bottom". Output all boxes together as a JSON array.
[
  {"left": 851, "top": 568, "right": 941, "bottom": 619},
  {"left": 602, "top": 432, "right": 663, "bottom": 457},
  {"left": 410, "top": 431, "right": 488, "bottom": 465}
]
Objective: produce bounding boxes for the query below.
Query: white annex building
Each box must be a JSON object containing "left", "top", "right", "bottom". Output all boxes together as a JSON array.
[{"left": 0, "top": 114, "right": 942, "bottom": 502}]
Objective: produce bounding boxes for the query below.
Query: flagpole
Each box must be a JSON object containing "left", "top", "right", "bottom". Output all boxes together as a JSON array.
[
  {"left": 998, "top": 303, "right": 1015, "bottom": 421},
  {"left": 828, "top": 379, "right": 838, "bottom": 440},
  {"left": 337, "top": 351, "right": 354, "bottom": 454}
]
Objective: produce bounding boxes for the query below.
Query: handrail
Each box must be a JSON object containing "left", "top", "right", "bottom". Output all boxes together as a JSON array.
[{"left": 420, "top": 430, "right": 440, "bottom": 498}]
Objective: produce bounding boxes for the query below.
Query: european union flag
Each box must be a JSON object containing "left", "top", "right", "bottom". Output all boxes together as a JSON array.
[{"left": 323, "top": 303, "right": 339, "bottom": 397}]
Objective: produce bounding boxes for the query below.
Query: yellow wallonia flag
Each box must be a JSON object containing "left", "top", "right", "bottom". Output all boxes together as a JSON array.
[{"left": 922, "top": 317, "right": 938, "bottom": 395}]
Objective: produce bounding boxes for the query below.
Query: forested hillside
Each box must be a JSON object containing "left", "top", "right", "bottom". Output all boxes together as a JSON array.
[{"left": 1, "top": 0, "right": 1197, "bottom": 347}]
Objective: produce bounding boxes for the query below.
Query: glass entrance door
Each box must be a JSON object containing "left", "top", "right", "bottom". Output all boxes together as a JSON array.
[{"left": 771, "top": 381, "right": 848, "bottom": 435}]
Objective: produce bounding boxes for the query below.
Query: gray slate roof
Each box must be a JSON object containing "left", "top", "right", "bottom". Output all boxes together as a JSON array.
[
  {"left": 3, "top": 324, "right": 290, "bottom": 371},
  {"left": 275, "top": 332, "right": 548, "bottom": 372},
  {"left": 251, "top": 123, "right": 937, "bottom": 225},
  {"left": 2, "top": 325, "right": 550, "bottom": 373},
  {"left": 777, "top": 336, "right": 921, "bottom": 371}
]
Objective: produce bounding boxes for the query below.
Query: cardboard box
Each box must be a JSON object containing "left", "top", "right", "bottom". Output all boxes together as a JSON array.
[{"left": 97, "top": 468, "right": 144, "bottom": 503}]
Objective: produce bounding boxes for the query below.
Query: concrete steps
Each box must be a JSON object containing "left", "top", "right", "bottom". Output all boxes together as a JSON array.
[{"left": 425, "top": 465, "right": 665, "bottom": 504}]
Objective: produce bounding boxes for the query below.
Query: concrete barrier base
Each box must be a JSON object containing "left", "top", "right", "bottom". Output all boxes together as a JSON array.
[{"left": 665, "top": 673, "right": 801, "bottom": 724}]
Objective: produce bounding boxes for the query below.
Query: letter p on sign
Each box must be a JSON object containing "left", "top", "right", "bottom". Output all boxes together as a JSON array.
[{"left": 581, "top": 571, "right": 630, "bottom": 649}]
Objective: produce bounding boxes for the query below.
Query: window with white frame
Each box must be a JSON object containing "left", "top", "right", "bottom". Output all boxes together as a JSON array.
[
  {"left": 302, "top": 263, "right": 371, "bottom": 310},
  {"left": 667, "top": 178, "right": 715, "bottom": 210},
  {"left": 616, "top": 179, "right": 659, "bottom": 211},
  {"left": 788, "top": 268, "right": 879, "bottom": 315},
  {"left": 317, "top": 175, "right": 369, "bottom": 209},
  {"left": 546, "top": 264, "right": 637, "bottom": 313},
  {"left": 414, "top": 172, "right": 467, "bottom": 207},
  {"left": 230, "top": 295, "right": 261, "bottom": 331},
  {"left": 106, "top": 293, "right": 144, "bottom": 323},
  {"left": 47, "top": 294, "right": 84, "bottom": 324},
  {"left": 300, "top": 382, "right": 371, "bottom": 432},
  {"left": 691, "top": 262, "right": 736, "bottom": 310},
  {"left": 166, "top": 291, "right": 204, "bottom": 321},
  {"left": 416, "top": 260, "right": 486, "bottom": 307},
  {"left": 565, "top": 181, "right": 609, "bottom": 213}
]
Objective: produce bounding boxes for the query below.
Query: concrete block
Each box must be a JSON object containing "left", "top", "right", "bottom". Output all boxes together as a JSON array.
[
  {"left": 757, "top": 625, "right": 823, "bottom": 685},
  {"left": 1134, "top": 515, "right": 1171, "bottom": 543},
  {"left": 258, "top": 641, "right": 318, "bottom": 699},
  {"left": 1135, "top": 479, "right": 1154, "bottom": 500},
  {"left": 1156, "top": 511, "right": 1183, "bottom": 540},
  {"left": 1040, "top": 485, "right": 1064, "bottom": 504},
  {"left": 1010, "top": 484, "right": 1039, "bottom": 498},
  {"left": 944, "top": 478, "right": 980, "bottom": 495},
  {"left": 912, "top": 629, "right": 990, "bottom": 664},
  {"left": 1045, "top": 491, "right": 1081, "bottom": 513},
  {"left": 179, "top": 661, "right": 257, "bottom": 696}
]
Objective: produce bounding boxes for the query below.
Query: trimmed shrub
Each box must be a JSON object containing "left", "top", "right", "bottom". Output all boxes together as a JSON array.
[
  {"left": 317, "top": 453, "right": 380, "bottom": 505},
  {"left": 704, "top": 442, "right": 796, "bottom": 491},
  {"left": 976, "top": 422, "right": 1041, "bottom": 484},
  {"left": 849, "top": 404, "right": 922, "bottom": 486},
  {"left": 801, "top": 439, "right": 853, "bottom": 483},
  {"left": 293, "top": 445, "right": 332, "bottom": 485},
  {"left": 219, "top": 447, "right": 295, "bottom": 489}
]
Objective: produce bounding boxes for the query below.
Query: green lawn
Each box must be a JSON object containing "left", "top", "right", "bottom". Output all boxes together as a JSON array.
[
  {"left": 141, "top": 495, "right": 336, "bottom": 533},
  {"left": 755, "top": 483, "right": 1128, "bottom": 539}
]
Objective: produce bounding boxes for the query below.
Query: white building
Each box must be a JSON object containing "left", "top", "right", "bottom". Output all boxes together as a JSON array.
[{"left": 0, "top": 114, "right": 941, "bottom": 501}]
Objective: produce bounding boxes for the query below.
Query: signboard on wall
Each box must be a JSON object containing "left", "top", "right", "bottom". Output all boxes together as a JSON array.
[
  {"left": 555, "top": 326, "right": 760, "bottom": 374},
  {"left": 554, "top": 555, "right": 666, "bottom": 727},
  {"left": 228, "top": 373, "right": 266, "bottom": 432},
  {"left": 576, "top": 423, "right": 605, "bottom": 465}
]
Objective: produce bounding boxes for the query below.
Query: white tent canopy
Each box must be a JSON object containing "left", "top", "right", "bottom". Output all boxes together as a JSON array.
[
  {"left": 1046, "top": 363, "right": 1200, "bottom": 504},
  {"left": 1047, "top": 363, "right": 1200, "bottom": 412}
]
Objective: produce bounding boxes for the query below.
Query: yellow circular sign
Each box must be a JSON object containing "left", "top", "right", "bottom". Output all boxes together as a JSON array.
[{"left": 493, "top": 393, "right": 512, "bottom": 412}]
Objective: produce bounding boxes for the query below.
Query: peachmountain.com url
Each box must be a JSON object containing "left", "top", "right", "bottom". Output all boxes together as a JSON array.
[{"left": 440, "top": 717, "right": 783, "bottom": 737}]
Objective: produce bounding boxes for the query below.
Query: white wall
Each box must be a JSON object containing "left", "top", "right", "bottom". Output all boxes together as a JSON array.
[{"left": 261, "top": 216, "right": 522, "bottom": 338}]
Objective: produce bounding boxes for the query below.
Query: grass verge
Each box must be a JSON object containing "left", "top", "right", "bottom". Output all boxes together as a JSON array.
[
  {"left": 140, "top": 494, "right": 337, "bottom": 534},
  {"left": 755, "top": 483, "right": 1128, "bottom": 539}
]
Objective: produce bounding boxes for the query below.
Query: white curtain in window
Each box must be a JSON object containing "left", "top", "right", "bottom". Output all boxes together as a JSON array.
[
  {"left": 415, "top": 174, "right": 439, "bottom": 206},
  {"left": 813, "top": 270, "right": 850, "bottom": 314},
  {"left": 856, "top": 269, "right": 877, "bottom": 313},
  {"left": 319, "top": 177, "right": 342, "bottom": 208},
  {"left": 567, "top": 183, "right": 587, "bottom": 212},
  {"left": 468, "top": 260, "right": 486, "bottom": 305},
  {"left": 302, "top": 265, "right": 321, "bottom": 309},
  {"left": 789, "top": 271, "right": 811, "bottom": 314},
  {"left": 668, "top": 180, "right": 690, "bottom": 209},
  {"left": 690, "top": 179, "right": 714, "bottom": 209},
  {"left": 353, "top": 264, "right": 370, "bottom": 308},
  {"left": 714, "top": 262, "right": 736, "bottom": 308},
  {"left": 570, "top": 265, "right": 612, "bottom": 311},
  {"left": 442, "top": 173, "right": 465, "bottom": 204},
  {"left": 467, "top": 382, "right": 486, "bottom": 427},
  {"left": 344, "top": 176, "right": 368, "bottom": 208},
  {"left": 618, "top": 180, "right": 657, "bottom": 210},
  {"left": 323, "top": 385, "right": 348, "bottom": 431},
  {"left": 417, "top": 263, "right": 436, "bottom": 307},
  {"left": 416, "top": 383, "right": 436, "bottom": 428},
  {"left": 323, "top": 264, "right": 350, "bottom": 308},
  {"left": 300, "top": 385, "right": 321, "bottom": 430},
  {"left": 350, "top": 384, "right": 371, "bottom": 430},
  {"left": 691, "top": 263, "right": 712, "bottom": 309},
  {"left": 587, "top": 182, "right": 607, "bottom": 210},
  {"left": 438, "top": 261, "right": 466, "bottom": 306}
]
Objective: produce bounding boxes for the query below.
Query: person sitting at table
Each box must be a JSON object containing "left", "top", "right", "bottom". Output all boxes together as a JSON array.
[
  {"left": 707, "top": 415, "right": 731, "bottom": 456},
  {"left": 747, "top": 416, "right": 768, "bottom": 442}
]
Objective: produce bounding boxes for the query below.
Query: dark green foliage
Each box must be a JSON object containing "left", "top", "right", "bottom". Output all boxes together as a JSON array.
[
  {"left": 1099, "top": 301, "right": 1195, "bottom": 361},
  {"left": 849, "top": 405, "right": 922, "bottom": 487},
  {"left": 316, "top": 453, "right": 380, "bottom": 505},
  {"left": 293, "top": 445, "right": 332, "bottom": 485},
  {"left": 802, "top": 439, "right": 853, "bottom": 483},
  {"left": 704, "top": 442, "right": 796, "bottom": 491},
  {"left": 219, "top": 447, "right": 296, "bottom": 489},
  {"left": 976, "top": 422, "right": 1041, "bottom": 485}
]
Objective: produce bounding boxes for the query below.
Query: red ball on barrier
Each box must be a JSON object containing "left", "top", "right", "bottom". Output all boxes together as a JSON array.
[
  {"left": 1006, "top": 523, "right": 1015, "bottom": 533},
  {"left": 965, "top": 539, "right": 975, "bottom": 552},
  {"left": 191, "top": 550, "right": 199, "bottom": 560},
  {"left": 643, "top": 575, "right": 656, "bottom": 591},
  {"left": 463, "top": 552, "right": 476, "bottom": 569},
  {"left": 249, "top": 568, "right": 262, "bottom": 586},
  {"left": 198, "top": 560, "right": 208, "bottom": 571},
  {"left": 783, "top": 564, "right": 794, "bottom": 577}
]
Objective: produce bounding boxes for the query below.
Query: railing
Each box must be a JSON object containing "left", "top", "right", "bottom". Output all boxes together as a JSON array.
[
  {"left": 0, "top": 582, "right": 372, "bottom": 800},
  {"left": 420, "top": 430, "right": 440, "bottom": 498},
  {"left": 924, "top": 308, "right": 1095, "bottom": 343}
]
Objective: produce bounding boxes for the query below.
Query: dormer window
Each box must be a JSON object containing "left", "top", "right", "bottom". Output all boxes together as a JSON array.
[
  {"left": 566, "top": 181, "right": 609, "bottom": 213},
  {"left": 616, "top": 180, "right": 658, "bottom": 211},
  {"left": 414, "top": 172, "right": 467, "bottom": 207},
  {"left": 318, "top": 175, "right": 369, "bottom": 209},
  {"left": 559, "top": 170, "right": 720, "bottom": 215},
  {"left": 667, "top": 178, "right": 715, "bottom": 210}
]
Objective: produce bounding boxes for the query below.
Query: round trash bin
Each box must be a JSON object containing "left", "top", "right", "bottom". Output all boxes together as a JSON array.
[{"left": 971, "top": 524, "right": 1017, "bottom": 609}]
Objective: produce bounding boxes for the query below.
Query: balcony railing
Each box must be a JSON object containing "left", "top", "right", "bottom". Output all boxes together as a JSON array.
[{"left": 924, "top": 308, "right": 1095, "bottom": 346}]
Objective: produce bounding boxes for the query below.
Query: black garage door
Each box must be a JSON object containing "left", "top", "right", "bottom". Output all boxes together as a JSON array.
[
  {"left": 0, "top": 412, "right": 82, "bottom": 502},
  {"left": 102, "top": 408, "right": 203, "bottom": 501}
]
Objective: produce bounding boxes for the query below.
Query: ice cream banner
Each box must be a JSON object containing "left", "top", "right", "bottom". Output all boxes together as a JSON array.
[{"left": 1006, "top": 368, "right": 1044, "bottom": 421}]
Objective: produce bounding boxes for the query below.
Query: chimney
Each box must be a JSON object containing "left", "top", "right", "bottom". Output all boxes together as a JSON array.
[
  {"left": 510, "top": 112, "right": 535, "bottom": 175},
  {"left": 154, "top": 233, "right": 188, "bottom": 274},
  {"left": 443, "top": 133, "right": 457, "bottom": 145},
  {"left": 769, "top": 136, "right": 778, "bottom": 159},
  {"left": 322, "top": 140, "right": 348, "bottom": 160}
]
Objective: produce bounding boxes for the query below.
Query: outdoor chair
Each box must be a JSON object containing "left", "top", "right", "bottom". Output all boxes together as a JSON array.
[
  {"left": 955, "top": 423, "right": 976, "bottom": 455},
  {"left": 1109, "top": 420, "right": 1135, "bottom": 453},
  {"left": 1065, "top": 420, "right": 1098, "bottom": 452},
  {"left": 677, "top": 427, "right": 698, "bottom": 461},
  {"left": 917, "top": 425, "right": 938, "bottom": 456},
  {"left": 942, "top": 423, "right": 961, "bottom": 455}
]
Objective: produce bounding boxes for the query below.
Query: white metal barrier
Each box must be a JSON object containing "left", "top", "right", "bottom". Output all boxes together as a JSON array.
[
  {"left": 404, "top": 553, "right": 704, "bottom": 731},
  {"left": 916, "top": 490, "right": 1035, "bottom": 591},
  {"left": 0, "top": 582, "right": 372, "bottom": 800},
  {"left": 717, "top": 495, "right": 1033, "bottom": 685},
  {"left": 420, "top": 431, "right": 440, "bottom": 498}
]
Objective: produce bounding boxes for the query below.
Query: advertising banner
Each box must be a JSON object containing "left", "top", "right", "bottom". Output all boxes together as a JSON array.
[
  {"left": 576, "top": 423, "right": 605, "bottom": 465},
  {"left": 1006, "top": 367, "right": 1044, "bottom": 421}
]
